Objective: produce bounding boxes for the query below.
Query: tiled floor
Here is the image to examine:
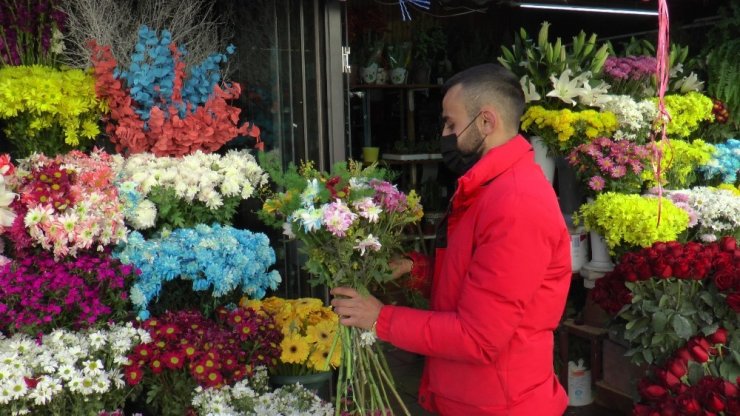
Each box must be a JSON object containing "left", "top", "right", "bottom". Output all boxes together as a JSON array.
[{"left": 384, "top": 346, "right": 626, "bottom": 416}]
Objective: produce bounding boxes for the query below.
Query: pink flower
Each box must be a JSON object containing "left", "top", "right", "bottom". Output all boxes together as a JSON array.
[
  {"left": 354, "top": 234, "right": 382, "bottom": 256},
  {"left": 588, "top": 176, "right": 606, "bottom": 191},
  {"left": 610, "top": 165, "right": 627, "bottom": 178},
  {"left": 323, "top": 199, "right": 357, "bottom": 237}
]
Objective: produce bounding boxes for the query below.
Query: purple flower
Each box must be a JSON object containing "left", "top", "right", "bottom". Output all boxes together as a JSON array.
[{"left": 610, "top": 165, "right": 627, "bottom": 178}]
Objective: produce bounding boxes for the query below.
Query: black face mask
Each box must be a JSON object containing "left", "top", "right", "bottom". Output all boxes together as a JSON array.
[
  {"left": 440, "top": 113, "right": 481, "bottom": 175},
  {"left": 440, "top": 135, "right": 479, "bottom": 175}
]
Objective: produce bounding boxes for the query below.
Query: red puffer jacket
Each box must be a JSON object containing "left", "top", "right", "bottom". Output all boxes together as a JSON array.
[{"left": 376, "top": 135, "right": 571, "bottom": 415}]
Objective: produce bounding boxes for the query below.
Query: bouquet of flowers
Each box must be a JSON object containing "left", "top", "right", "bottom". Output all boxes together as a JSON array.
[
  {"left": 0, "top": 66, "right": 103, "bottom": 157},
  {"left": 575, "top": 192, "right": 689, "bottom": 255},
  {"left": 593, "top": 95, "right": 658, "bottom": 143},
  {"left": 0, "top": 249, "right": 136, "bottom": 336},
  {"left": 123, "top": 308, "right": 282, "bottom": 416},
  {"left": 113, "top": 224, "right": 281, "bottom": 320},
  {"left": 6, "top": 149, "right": 127, "bottom": 259},
  {"left": 567, "top": 137, "right": 652, "bottom": 195},
  {"left": 520, "top": 106, "right": 618, "bottom": 156},
  {"left": 0, "top": 0, "right": 66, "bottom": 66},
  {"left": 259, "top": 156, "right": 423, "bottom": 415},
  {"left": 665, "top": 187, "right": 740, "bottom": 243},
  {"left": 590, "top": 238, "right": 739, "bottom": 364},
  {"left": 89, "top": 26, "right": 261, "bottom": 157},
  {"left": 0, "top": 323, "right": 151, "bottom": 416},
  {"left": 701, "top": 138, "right": 740, "bottom": 184},
  {"left": 113, "top": 150, "right": 268, "bottom": 233},
  {"left": 634, "top": 334, "right": 739, "bottom": 415},
  {"left": 243, "top": 297, "right": 341, "bottom": 376},
  {"left": 191, "top": 367, "right": 334, "bottom": 416},
  {"left": 642, "top": 139, "right": 716, "bottom": 189}
]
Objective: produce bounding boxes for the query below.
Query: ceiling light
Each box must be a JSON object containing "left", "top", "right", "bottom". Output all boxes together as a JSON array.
[{"left": 515, "top": 2, "right": 658, "bottom": 16}]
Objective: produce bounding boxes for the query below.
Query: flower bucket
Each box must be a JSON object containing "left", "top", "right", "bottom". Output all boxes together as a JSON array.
[
  {"left": 270, "top": 371, "right": 333, "bottom": 401},
  {"left": 530, "top": 136, "right": 555, "bottom": 184},
  {"left": 582, "top": 230, "right": 615, "bottom": 288},
  {"left": 361, "top": 64, "right": 378, "bottom": 84},
  {"left": 362, "top": 146, "right": 380, "bottom": 164},
  {"left": 556, "top": 157, "right": 586, "bottom": 215}
]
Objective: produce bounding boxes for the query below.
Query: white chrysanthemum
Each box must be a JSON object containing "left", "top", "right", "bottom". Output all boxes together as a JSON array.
[{"left": 132, "top": 200, "right": 157, "bottom": 230}]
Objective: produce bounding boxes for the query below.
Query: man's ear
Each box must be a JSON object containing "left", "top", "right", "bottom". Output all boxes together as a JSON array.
[{"left": 479, "top": 107, "right": 498, "bottom": 135}]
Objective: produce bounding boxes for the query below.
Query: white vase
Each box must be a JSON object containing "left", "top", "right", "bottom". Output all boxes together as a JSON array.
[
  {"left": 581, "top": 230, "right": 615, "bottom": 288},
  {"left": 530, "top": 136, "right": 555, "bottom": 184},
  {"left": 361, "top": 64, "right": 378, "bottom": 84}
]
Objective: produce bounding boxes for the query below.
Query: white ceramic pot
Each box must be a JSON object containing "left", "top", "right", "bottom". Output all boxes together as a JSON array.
[
  {"left": 530, "top": 136, "right": 555, "bottom": 184},
  {"left": 390, "top": 68, "right": 407, "bottom": 84}
]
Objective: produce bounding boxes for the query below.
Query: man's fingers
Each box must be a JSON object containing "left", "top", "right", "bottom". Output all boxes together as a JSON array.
[
  {"left": 331, "top": 287, "right": 359, "bottom": 298},
  {"left": 330, "top": 298, "right": 355, "bottom": 309}
]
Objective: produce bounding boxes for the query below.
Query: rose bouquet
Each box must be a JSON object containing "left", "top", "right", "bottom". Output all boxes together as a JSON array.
[
  {"left": 0, "top": 323, "right": 150, "bottom": 416},
  {"left": 633, "top": 333, "right": 740, "bottom": 415},
  {"left": 0, "top": 65, "right": 103, "bottom": 157},
  {"left": 191, "top": 366, "right": 334, "bottom": 416},
  {"left": 123, "top": 308, "right": 281, "bottom": 416},
  {"left": 112, "top": 150, "right": 267, "bottom": 233},
  {"left": 701, "top": 138, "right": 740, "bottom": 184},
  {"left": 575, "top": 192, "right": 689, "bottom": 255},
  {"left": 243, "top": 297, "right": 341, "bottom": 376},
  {"left": 113, "top": 224, "right": 281, "bottom": 320},
  {"left": 520, "top": 106, "right": 618, "bottom": 156},
  {"left": 259, "top": 155, "right": 423, "bottom": 415},
  {"left": 0, "top": 249, "right": 136, "bottom": 336},
  {"left": 89, "top": 26, "right": 261, "bottom": 157},
  {"left": 6, "top": 149, "right": 127, "bottom": 259},
  {"left": 590, "top": 238, "right": 739, "bottom": 365},
  {"left": 566, "top": 137, "right": 653, "bottom": 195},
  {"left": 663, "top": 187, "right": 740, "bottom": 243}
]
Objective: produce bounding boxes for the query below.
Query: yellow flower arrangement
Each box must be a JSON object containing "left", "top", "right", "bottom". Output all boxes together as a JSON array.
[
  {"left": 642, "top": 139, "right": 715, "bottom": 189},
  {"left": 575, "top": 192, "right": 689, "bottom": 255},
  {"left": 520, "top": 105, "right": 618, "bottom": 156},
  {"left": 656, "top": 92, "right": 714, "bottom": 138},
  {"left": 240, "top": 296, "right": 341, "bottom": 376},
  {"left": 0, "top": 65, "right": 105, "bottom": 157}
]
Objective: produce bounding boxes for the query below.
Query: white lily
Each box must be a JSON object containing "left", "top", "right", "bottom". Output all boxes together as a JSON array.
[
  {"left": 577, "top": 80, "right": 611, "bottom": 107},
  {"left": 674, "top": 72, "right": 704, "bottom": 93},
  {"left": 519, "top": 75, "right": 541, "bottom": 103},
  {"left": 546, "top": 69, "right": 588, "bottom": 106}
]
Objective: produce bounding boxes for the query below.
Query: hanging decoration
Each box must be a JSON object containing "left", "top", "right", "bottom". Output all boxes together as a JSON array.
[
  {"left": 399, "top": 0, "right": 431, "bottom": 21},
  {"left": 652, "top": 0, "right": 670, "bottom": 224}
]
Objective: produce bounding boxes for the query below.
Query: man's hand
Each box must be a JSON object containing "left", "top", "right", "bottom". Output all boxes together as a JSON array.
[
  {"left": 330, "top": 287, "right": 384, "bottom": 330},
  {"left": 389, "top": 257, "right": 413, "bottom": 280}
]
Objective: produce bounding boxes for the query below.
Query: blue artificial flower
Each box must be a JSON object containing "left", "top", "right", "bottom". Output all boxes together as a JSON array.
[
  {"left": 700, "top": 139, "right": 740, "bottom": 183},
  {"left": 113, "top": 224, "right": 281, "bottom": 318}
]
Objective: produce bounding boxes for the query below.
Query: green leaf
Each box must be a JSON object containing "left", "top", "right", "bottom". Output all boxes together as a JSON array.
[
  {"left": 719, "top": 361, "right": 740, "bottom": 381},
  {"left": 672, "top": 315, "right": 694, "bottom": 339},
  {"left": 652, "top": 311, "right": 668, "bottom": 332},
  {"left": 644, "top": 349, "right": 654, "bottom": 364}
]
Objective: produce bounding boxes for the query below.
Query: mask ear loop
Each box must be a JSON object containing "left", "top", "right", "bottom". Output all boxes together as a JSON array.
[{"left": 454, "top": 112, "right": 482, "bottom": 139}]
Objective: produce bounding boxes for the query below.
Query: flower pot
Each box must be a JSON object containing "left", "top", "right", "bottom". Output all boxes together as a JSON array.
[
  {"left": 390, "top": 67, "right": 408, "bottom": 85},
  {"left": 581, "top": 230, "right": 615, "bottom": 288},
  {"left": 362, "top": 146, "right": 379, "bottom": 164},
  {"left": 556, "top": 157, "right": 586, "bottom": 215},
  {"left": 530, "top": 136, "right": 555, "bottom": 184},
  {"left": 270, "top": 371, "right": 333, "bottom": 401},
  {"left": 375, "top": 67, "right": 388, "bottom": 85}
]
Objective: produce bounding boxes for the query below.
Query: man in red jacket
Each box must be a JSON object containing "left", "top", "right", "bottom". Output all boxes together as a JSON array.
[{"left": 332, "top": 64, "right": 572, "bottom": 415}]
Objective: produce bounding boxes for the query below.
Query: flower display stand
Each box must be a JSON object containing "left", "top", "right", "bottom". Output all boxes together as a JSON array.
[{"left": 595, "top": 337, "right": 648, "bottom": 414}]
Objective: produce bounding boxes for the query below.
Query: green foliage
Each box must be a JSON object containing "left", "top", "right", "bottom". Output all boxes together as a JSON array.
[
  {"left": 413, "top": 26, "right": 447, "bottom": 67},
  {"left": 147, "top": 186, "right": 241, "bottom": 233}
]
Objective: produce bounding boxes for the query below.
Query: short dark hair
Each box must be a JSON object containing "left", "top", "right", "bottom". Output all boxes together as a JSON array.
[{"left": 442, "top": 64, "right": 525, "bottom": 132}]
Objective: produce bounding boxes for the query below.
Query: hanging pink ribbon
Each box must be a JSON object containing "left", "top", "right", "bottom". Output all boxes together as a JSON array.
[{"left": 653, "top": 0, "right": 670, "bottom": 225}]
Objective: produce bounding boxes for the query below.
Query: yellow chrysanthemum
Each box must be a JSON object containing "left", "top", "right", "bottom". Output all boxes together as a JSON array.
[
  {"left": 239, "top": 298, "right": 263, "bottom": 312},
  {"left": 308, "top": 321, "right": 339, "bottom": 348},
  {"left": 280, "top": 334, "right": 310, "bottom": 365},
  {"left": 261, "top": 297, "right": 287, "bottom": 315},
  {"left": 309, "top": 344, "right": 342, "bottom": 371}
]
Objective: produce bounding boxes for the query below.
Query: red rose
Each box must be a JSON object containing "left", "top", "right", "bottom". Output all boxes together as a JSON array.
[
  {"left": 720, "top": 236, "right": 737, "bottom": 252},
  {"left": 656, "top": 263, "right": 673, "bottom": 279},
  {"left": 656, "top": 368, "right": 681, "bottom": 388},
  {"left": 727, "top": 293, "right": 740, "bottom": 313},
  {"left": 706, "top": 392, "right": 725, "bottom": 412},
  {"left": 673, "top": 261, "right": 691, "bottom": 279},
  {"left": 632, "top": 404, "right": 656, "bottom": 416},
  {"left": 710, "top": 328, "right": 728, "bottom": 345},
  {"left": 723, "top": 380, "right": 738, "bottom": 398},
  {"left": 689, "top": 342, "right": 710, "bottom": 363},
  {"left": 640, "top": 382, "right": 668, "bottom": 401},
  {"left": 654, "top": 242, "right": 668, "bottom": 252},
  {"left": 714, "top": 270, "right": 735, "bottom": 291},
  {"left": 677, "top": 396, "right": 701, "bottom": 414},
  {"left": 667, "top": 358, "right": 687, "bottom": 378},
  {"left": 637, "top": 263, "right": 654, "bottom": 280},
  {"left": 675, "top": 347, "right": 692, "bottom": 364}
]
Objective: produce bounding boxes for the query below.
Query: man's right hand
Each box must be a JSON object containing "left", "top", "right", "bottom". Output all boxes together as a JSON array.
[{"left": 389, "top": 257, "right": 413, "bottom": 280}]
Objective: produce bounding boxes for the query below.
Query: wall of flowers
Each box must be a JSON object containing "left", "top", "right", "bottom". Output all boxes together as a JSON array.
[
  {"left": 499, "top": 13, "right": 740, "bottom": 414},
  {"left": 0, "top": 1, "right": 346, "bottom": 415}
]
